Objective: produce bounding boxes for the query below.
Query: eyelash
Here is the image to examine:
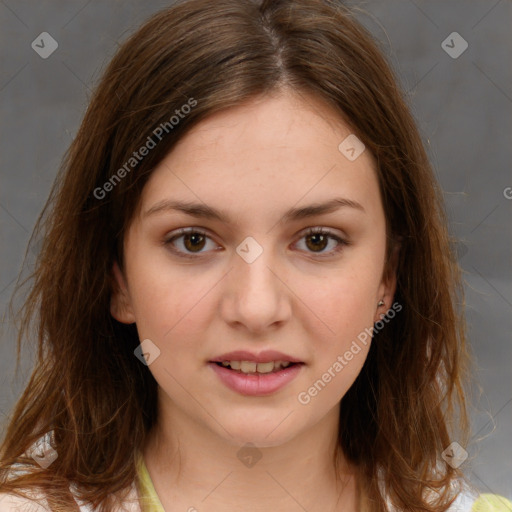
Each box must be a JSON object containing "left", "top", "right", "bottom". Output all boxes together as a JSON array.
[{"left": 163, "top": 227, "right": 348, "bottom": 260}]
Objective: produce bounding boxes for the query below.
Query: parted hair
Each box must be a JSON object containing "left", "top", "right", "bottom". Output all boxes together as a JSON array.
[{"left": 0, "top": 0, "right": 471, "bottom": 510}]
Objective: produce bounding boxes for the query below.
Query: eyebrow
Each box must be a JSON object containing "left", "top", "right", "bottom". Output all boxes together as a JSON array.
[{"left": 143, "top": 197, "right": 365, "bottom": 222}]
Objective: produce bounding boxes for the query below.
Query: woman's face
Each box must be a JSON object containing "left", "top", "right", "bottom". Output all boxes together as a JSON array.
[{"left": 111, "top": 89, "right": 396, "bottom": 448}]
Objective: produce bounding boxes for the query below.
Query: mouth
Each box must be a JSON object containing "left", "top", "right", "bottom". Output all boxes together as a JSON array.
[
  {"left": 208, "top": 356, "right": 305, "bottom": 396},
  {"left": 211, "top": 360, "right": 302, "bottom": 374},
  {"left": 208, "top": 350, "right": 305, "bottom": 395}
]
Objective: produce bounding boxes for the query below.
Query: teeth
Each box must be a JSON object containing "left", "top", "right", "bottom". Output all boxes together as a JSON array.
[
  {"left": 240, "top": 361, "right": 257, "bottom": 373},
  {"left": 256, "top": 362, "right": 275, "bottom": 374},
  {"left": 218, "top": 360, "right": 294, "bottom": 374}
]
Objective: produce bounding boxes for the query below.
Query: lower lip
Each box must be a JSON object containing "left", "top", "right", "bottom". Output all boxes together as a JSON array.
[{"left": 208, "top": 362, "right": 303, "bottom": 396}]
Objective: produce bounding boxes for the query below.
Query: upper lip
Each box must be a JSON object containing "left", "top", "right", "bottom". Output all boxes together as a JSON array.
[{"left": 209, "top": 350, "right": 303, "bottom": 364}]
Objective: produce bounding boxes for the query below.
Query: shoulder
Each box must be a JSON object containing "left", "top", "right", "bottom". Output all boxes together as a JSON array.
[
  {"left": 69, "top": 481, "right": 142, "bottom": 511},
  {"left": 1, "top": 431, "right": 142, "bottom": 511},
  {"left": 0, "top": 484, "right": 142, "bottom": 512},
  {"left": 384, "top": 480, "right": 512, "bottom": 512},
  {"left": 448, "top": 486, "right": 479, "bottom": 511},
  {"left": 0, "top": 462, "right": 51, "bottom": 511},
  {"left": 0, "top": 491, "right": 50, "bottom": 511},
  {"left": 0, "top": 465, "right": 141, "bottom": 512},
  {"left": 444, "top": 484, "right": 512, "bottom": 512}
]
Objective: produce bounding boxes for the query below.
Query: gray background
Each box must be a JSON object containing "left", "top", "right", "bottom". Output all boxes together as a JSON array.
[{"left": 1, "top": 0, "right": 511, "bottom": 503}]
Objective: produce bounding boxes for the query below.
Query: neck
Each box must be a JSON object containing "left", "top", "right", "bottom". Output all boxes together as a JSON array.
[{"left": 142, "top": 394, "right": 359, "bottom": 512}]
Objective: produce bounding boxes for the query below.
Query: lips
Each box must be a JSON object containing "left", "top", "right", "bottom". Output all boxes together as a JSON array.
[
  {"left": 208, "top": 350, "right": 305, "bottom": 396},
  {"left": 209, "top": 361, "right": 303, "bottom": 396}
]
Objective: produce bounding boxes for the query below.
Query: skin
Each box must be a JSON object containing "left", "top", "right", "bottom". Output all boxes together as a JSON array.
[{"left": 111, "top": 88, "right": 397, "bottom": 512}]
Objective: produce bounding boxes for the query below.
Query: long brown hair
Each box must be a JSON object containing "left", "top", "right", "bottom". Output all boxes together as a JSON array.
[{"left": 0, "top": 0, "right": 471, "bottom": 510}]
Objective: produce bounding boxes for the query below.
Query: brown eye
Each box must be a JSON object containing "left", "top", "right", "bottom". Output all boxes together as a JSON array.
[
  {"left": 165, "top": 228, "right": 219, "bottom": 258},
  {"left": 295, "top": 227, "right": 347, "bottom": 257},
  {"left": 305, "top": 232, "right": 329, "bottom": 252},
  {"left": 183, "top": 232, "right": 206, "bottom": 252}
]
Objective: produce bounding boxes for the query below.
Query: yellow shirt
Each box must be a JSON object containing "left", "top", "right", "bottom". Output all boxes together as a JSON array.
[{"left": 135, "top": 451, "right": 165, "bottom": 512}]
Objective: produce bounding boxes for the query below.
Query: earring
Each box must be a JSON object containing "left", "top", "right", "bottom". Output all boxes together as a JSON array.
[{"left": 377, "top": 300, "right": 385, "bottom": 307}]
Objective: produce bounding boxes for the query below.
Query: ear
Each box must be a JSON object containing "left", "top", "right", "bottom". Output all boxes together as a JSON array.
[
  {"left": 375, "top": 241, "right": 400, "bottom": 322},
  {"left": 110, "top": 261, "right": 136, "bottom": 324}
]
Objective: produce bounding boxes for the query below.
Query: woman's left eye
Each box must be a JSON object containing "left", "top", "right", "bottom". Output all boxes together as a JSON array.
[
  {"left": 163, "top": 227, "right": 347, "bottom": 259},
  {"left": 294, "top": 227, "right": 347, "bottom": 256}
]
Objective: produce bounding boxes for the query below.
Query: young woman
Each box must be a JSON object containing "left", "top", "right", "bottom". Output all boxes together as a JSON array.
[{"left": 1, "top": 0, "right": 509, "bottom": 511}]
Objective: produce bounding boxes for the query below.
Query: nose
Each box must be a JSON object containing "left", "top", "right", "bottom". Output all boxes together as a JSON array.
[{"left": 220, "top": 239, "right": 292, "bottom": 334}]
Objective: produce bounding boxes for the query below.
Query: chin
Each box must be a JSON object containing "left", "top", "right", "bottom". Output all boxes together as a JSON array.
[{"left": 214, "top": 418, "right": 305, "bottom": 449}]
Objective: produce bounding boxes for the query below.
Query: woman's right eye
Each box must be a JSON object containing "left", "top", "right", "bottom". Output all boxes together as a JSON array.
[{"left": 164, "top": 228, "right": 220, "bottom": 259}]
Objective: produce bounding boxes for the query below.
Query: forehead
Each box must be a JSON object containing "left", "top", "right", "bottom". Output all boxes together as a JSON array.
[
  {"left": 170, "top": 89, "right": 367, "bottom": 163},
  {"left": 138, "top": 90, "right": 380, "bottom": 225}
]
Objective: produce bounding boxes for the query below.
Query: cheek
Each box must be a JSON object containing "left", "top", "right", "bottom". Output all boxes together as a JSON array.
[
  {"left": 128, "top": 261, "right": 218, "bottom": 353},
  {"left": 294, "top": 256, "right": 382, "bottom": 349},
  {"left": 292, "top": 267, "right": 379, "bottom": 408}
]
